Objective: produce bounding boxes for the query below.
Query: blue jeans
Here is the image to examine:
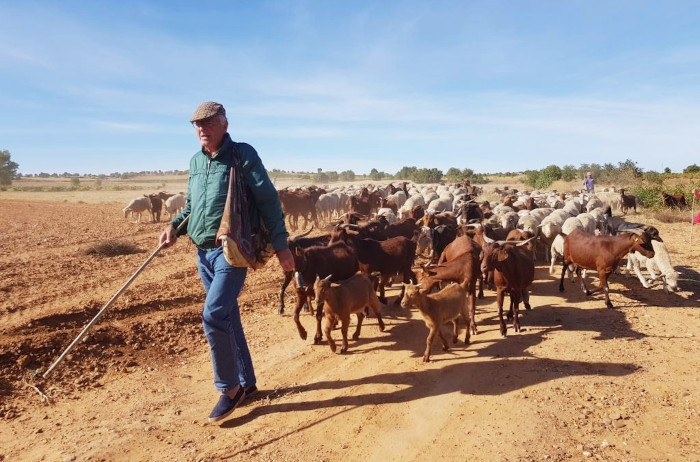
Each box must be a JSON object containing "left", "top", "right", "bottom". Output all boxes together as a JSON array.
[{"left": 196, "top": 246, "right": 256, "bottom": 393}]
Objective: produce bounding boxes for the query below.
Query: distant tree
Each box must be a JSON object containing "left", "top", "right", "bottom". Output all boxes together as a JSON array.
[
  {"left": 339, "top": 170, "right": 355, "bottom": 181},
  {"left": 534, "top": 165, "right": 562, "bottom": 189},
  {"left": 561, "top": 165, "right": 577, "bottom": 181},
  {"left": 411, "top": 168, "right": 443, "bottom": 184},
  {"left": 369, "top": 168, "right": 390, "bottom": 181},
  {"left": 445, "top": 167, "right": 464, "bottom": 182},
  {"left": 618, "top": 159, "right": 643, "bottom": 177},
  {"left": 684, "top": 164, "right": 700, "bottom": 174},
  {"left": 0, "top": 150, "right": 19, "bottom": 185},
  {"left": 314, "top": 171, "right": 329, "bottom": 183},
  {"left": 523, "top": 170, "right": 540, "bottom": 188},
  {"left": 663, "top": 167, "right": 671, "bottom": 174},
  {"left": 395, "top": 166, "right": 417, "bottom": 179}
]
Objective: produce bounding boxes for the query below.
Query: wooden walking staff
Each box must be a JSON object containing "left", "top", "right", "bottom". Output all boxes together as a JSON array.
[{"left": 43, "top": 216, "right": 189, "bottom": 379}]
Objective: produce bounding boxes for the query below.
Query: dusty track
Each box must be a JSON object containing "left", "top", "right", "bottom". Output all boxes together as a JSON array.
[{"left": 1, "top": 198, "right": 698, "bottom": 461}]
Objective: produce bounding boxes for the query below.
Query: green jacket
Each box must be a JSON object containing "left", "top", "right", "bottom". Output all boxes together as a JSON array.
[{"left": 171, "top": 134, "right": 289, "bottom": 251}]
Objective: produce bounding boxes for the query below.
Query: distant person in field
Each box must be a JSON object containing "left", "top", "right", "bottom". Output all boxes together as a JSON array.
[
  {"left": 159, "top": 101, "right": 294, "bottom": 423},
  {"left": 583, "top": 172, "right": 595, "bottom": 194}
]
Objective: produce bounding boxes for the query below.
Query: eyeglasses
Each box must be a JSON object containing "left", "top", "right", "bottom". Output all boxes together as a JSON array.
[{"left": 192, "top": 118, "right": 219, "bottom": 129}]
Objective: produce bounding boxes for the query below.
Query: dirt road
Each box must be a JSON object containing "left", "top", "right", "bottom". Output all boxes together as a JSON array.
[{"left": 1, "top": 198, "right": 698, "bottom": 461}]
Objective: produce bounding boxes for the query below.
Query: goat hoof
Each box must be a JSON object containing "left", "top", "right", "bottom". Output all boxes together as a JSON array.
[
  {"left": 506, "top": 312, "right": 513, "bottom": 321},
  {"left": 585, "top": 289, "right": 592, "bottom": 296},
  {"left": 558, "top": 286, "right": 564, "bottom": 293},
  {"left": 606, "top": 302, "right": 615, "bottom": 309},
  {"left": 422, "top": 356, "right": 431, "bottom": 362},
  {"left": 313, "top": 336, "right": 322, "bottom": 345},
  {"left": 299, "top": 331, "right": 307, "bottom": 341},
  {"left": 352, "top": 333, "right": 360, "bottom": 340},
  {"left": 278, "top": 307, "right": 284, "bottom": 315},
  {"left": 379, "top": 297, "right": 388, "bottom": 304},
  {"left": 524, "top": 303, "right": 531, "bottom": 310}
]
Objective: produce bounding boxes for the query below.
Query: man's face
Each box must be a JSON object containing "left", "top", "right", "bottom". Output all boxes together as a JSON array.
[{"left": 193, "top": 116, "right": 228, "bottom": 153}]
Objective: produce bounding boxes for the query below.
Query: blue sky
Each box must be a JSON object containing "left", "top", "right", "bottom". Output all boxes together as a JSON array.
[{"left": 2, "top": 1, "right": 699, "bottom": 176}]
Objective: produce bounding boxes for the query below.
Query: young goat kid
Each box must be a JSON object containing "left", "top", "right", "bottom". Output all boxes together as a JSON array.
[
  {"left": 314, "top": 273, "right": 385, "bottom": 354},
  {"left": 400, "top": 281, "right": 471, "bottom": 362}
]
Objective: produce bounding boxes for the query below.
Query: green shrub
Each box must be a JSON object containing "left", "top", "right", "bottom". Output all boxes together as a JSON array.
[{"left": 631, "top": 185, "right": 662, "bottom": 208}]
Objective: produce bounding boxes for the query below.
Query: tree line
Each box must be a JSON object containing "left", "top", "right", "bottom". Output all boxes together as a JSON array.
[{"left": 2, "top": 149, "right": 700, "bottom": 188}]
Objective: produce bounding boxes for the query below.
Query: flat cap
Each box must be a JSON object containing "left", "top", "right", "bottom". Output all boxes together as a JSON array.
[{"left": 190, "top": 101, "right": 226, "bottom": 122}]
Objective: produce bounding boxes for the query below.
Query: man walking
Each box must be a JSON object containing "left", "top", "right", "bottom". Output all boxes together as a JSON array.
[{"left": 160, "top": 101, "right": 294, "bottom": 422}]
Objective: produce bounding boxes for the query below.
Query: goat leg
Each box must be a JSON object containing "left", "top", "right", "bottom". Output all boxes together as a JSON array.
[
  {"left": 340, "top": 315, "right": 350, "bottom": 353},
  {"left": 600, "top": 274, "right": 614, "bottom": 309},
  {"left": 278, "top": 271, "right": 293, "bottom": 314},
  {"left": 323, "top": 315, "right": 336, "bottom": 352},
  {"left": 437, "top": 327, "right": 450, "bottom": 351},
  {"left": 313, "top": 299, "right": 324, "bottom": 344},
  {"left": 522, "top": 289, "right": 531, "bottom": 310},
  {"left": 293, "top": 290, "right": 308, "bottom": 340},
  {"left": 468, "top": 289, "right": 477, "bottom": 337},
  {"left": 352, "top": 312, "right": 365, "bottom": 340},
  {"left": 511, "top": 296, "right": 521, "bottom": 333},
  {"left": 577, "top": 268, "right": 592, "bottom": 296},
  {"left": 497, "top": 289, "right": 507, "bottom": 337},
  {"left": 559, "top": 262, "right": 568, "bottom": 292},
  {"left": 369, "top": 298, "right": 385, "bottom": 331},
  {"left": 423, "top": 326, "right": 438, "bottom": 362}
]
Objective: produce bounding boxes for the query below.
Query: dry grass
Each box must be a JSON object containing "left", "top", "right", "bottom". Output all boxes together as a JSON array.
[
  {"left": 81, "top": 239, "right": 141, "bottom": 257},
  {"left": 648, "top": 208, "right": 695, "bottom": 223},
  {"left": 4, "top": 175, "right": 189, "bottom": 204}
]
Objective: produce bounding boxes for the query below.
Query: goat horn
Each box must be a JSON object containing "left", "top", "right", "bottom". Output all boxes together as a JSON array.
[
  {"left": 483, "top": 234, "right": 495, "bottom": 244},
  {"left": 516, "top": 236, "right": 537, "bottom": 246},
  {"left": 291, "top": 227, "right": 314, "bottom": 242},
  {"left": 323, "top": 274, "right": 333, "bottom": 281}
]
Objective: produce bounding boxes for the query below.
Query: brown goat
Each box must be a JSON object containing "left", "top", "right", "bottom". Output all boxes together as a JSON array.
[
  {"left": 480, "top": 240, "right": 535, "bottom": 336},
  {"left": 314, "top": 273, "right": 385, "bottom": 354},
  {"left": 619, "top": 188, "right": 637, "bottom": 214},
  {"left": 660, "top": 191, "right": 687, "bottom": 209},
  {"left": 290, "top": 241, "right": 359, "bottom": 343},
  {"left": 400, "top": 281, "right": 471, "bottom": 362},
  {"left": 559, "top": 228, "right": 654, "bottom": 308}
]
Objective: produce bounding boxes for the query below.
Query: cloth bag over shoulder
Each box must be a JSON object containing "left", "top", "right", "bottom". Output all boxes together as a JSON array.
[{"left": 216, "top": 148, "right": 275, "bottom": 269}]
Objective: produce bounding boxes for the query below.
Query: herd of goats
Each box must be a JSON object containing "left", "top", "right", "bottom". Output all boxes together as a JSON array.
[
  {"left": 274, "top": 181, "right": 680, "bottom": 361},
  {"left": 121, "top": 181, "right": 682, "bottom": 361}
]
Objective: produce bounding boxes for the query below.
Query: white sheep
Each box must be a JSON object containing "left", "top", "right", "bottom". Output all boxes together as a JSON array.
[
  {"left": 426, "top": 197, "right": 452, "bottom": 214},
  {"left": 123, "top": 196, "right": 152, "bottom": 224},
  {"left": 626, "top": 240, "right": 679, "bottom": 293},
  {"left": 165, "top": 193, "right": 186, "bottom": 218}
]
